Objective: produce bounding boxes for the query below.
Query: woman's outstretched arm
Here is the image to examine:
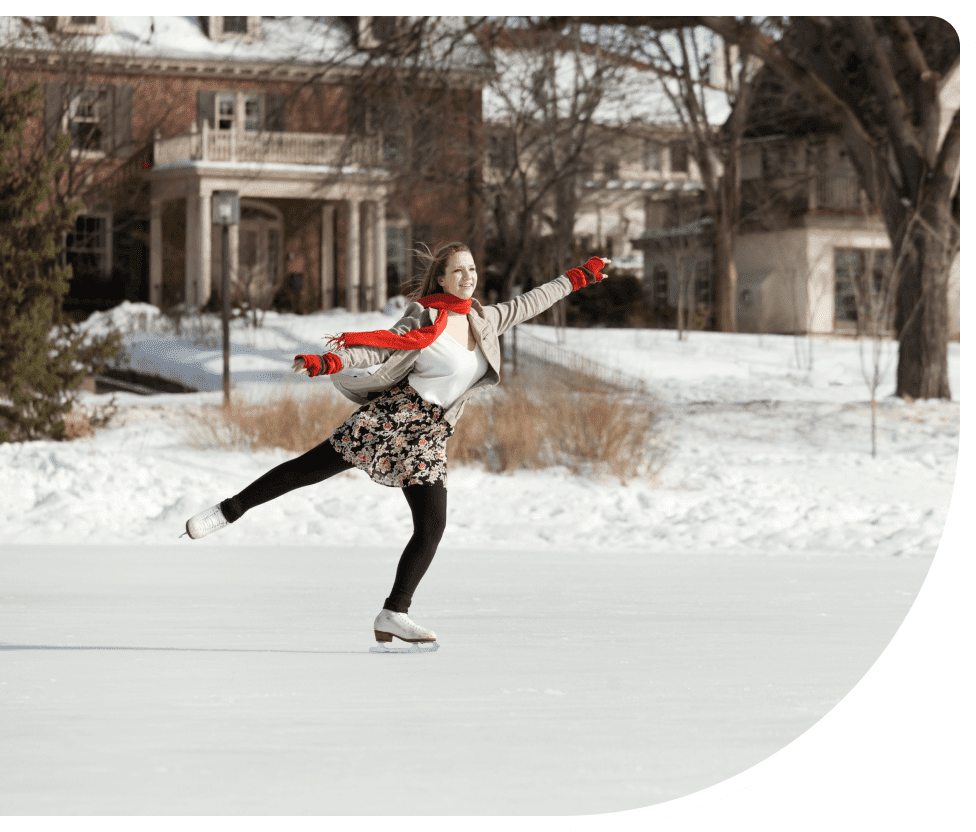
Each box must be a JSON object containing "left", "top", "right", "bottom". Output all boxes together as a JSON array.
[
  {"left": 293, "top": 303, "right": 425, "bottom": 376},
  {"left": 481, "top": 257, "right": 609, "bottom": 337}
]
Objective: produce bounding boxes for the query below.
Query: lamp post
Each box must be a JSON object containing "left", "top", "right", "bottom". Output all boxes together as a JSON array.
[{"left": 212, "top": 191, "right": 240, "bottom": 406}]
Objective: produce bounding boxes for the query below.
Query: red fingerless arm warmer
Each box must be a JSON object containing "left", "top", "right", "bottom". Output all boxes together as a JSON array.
[
  {"left": 295, "top": 353, "right": 343, "bottom": 377},
  {"left": 566, "top": 257, "right": 607, "bottom": 291}
]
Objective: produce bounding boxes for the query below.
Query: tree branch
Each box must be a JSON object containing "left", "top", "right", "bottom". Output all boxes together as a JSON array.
[
  {"left": 700, "top": 16, "right": 883, "bottom": 203},
  {"left": 847, "top": 17, "right": 924, "bottom": 200},
  {"left": 930, "top": 108, "right": 960, "bottom": 207},
  {"left": 889, "top": 17, "right": 941, "bottom": 166}
]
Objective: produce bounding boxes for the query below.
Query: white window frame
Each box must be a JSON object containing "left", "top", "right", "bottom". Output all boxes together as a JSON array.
[
  {"left": 64, "top": 213, "right": 113, "bottom": 278},
  {"left": 64, "top": 88, "right": 109, "bottom": 158},
  {"left": 56, "top": 16, "right": 110, "bottom": 35},
  {"left": 642, "top": 139, "right": 662, "bottom": 173},
  {"left": 213, "top": 92, "right": 265, "bottom": 133},
  {"left": 207, "top": 16, "right": 261, "bottom": 43}
]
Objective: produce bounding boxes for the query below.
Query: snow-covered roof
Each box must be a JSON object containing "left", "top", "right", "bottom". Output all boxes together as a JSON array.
[{"left": 0, "top": 16, "right": 490, "bottom": 77}]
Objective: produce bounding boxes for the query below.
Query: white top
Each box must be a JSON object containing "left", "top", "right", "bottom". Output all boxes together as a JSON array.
[{"left": 408, "top": 313, "right": 490, "bottom": 409}]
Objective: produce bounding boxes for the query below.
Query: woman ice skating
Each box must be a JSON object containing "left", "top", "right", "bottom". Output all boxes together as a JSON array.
[{"left": 185, "top": 243, "right": 610, "bottom": 651}]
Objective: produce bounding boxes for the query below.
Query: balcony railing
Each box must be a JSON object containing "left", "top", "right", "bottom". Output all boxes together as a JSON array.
[
  {"left": 153, "top": 123, "right": 382, "bottom": 168},
  {"left": 812, "top": 173, "right": 870, "bottom": 212}
]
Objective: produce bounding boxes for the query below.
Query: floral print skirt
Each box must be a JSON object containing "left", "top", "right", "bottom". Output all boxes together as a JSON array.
[{"left": 329, "top": 384, "right": 454, "bottom": 488}]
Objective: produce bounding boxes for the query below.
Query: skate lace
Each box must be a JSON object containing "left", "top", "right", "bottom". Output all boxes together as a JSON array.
[{"left": 196, "top": 507, "right": 226, "bottom": 532}]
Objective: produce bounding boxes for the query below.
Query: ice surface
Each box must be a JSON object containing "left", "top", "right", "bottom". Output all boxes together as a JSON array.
[{"left": 0, "top": 544, "right": 930, "bottom": 815}]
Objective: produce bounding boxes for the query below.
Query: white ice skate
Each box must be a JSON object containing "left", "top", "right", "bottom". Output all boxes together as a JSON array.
[
  {"left": 184, "top": 504, "right": 229, "bottom": 539},
  {"left": 370, "top": 610, "right": 439, "bottom": 654}
]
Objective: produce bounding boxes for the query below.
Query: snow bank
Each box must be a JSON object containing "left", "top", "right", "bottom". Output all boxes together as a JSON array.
[{"left": 1, "top": 305, "right": 958, "bottom": 557}]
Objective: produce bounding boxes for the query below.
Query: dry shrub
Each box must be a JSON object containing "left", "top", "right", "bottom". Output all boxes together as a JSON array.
[
  {"left": 63, "top": 397, "right": 119, "bottom": 441},
  {"left": 62, "top": 407, "right": 93, "bottom": 440},
  {"left": 450, "top": 368, "right": 670, "bottom": 483},
  {"left": 183, "top": 385, "right": 356, "bottom": 452},
  {"left": 449, "top": 378, "right": 550, "bottom": 473},
  {"left": 184, "top": 372, "right": 670, "bottom": 483}
]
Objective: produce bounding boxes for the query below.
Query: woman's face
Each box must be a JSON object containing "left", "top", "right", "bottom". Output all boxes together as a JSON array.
[{"left": 438, "top": 249, "right": 478, "bottom": 300}]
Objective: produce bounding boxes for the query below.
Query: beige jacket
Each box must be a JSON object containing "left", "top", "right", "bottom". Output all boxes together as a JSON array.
[{"left": 329, "top": 274, "right": 575, "bottom": 425}]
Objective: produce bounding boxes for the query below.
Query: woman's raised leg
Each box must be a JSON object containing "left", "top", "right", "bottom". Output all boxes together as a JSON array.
[
  {"left": 220, "top": 439, "right": 353, "bottom": 522},
  {"left": 185, "top": 439, "right": 352, "bottom": 538}
]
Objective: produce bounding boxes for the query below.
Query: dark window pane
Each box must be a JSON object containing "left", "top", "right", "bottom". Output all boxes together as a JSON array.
[
  {"left": 222, "top": 17, "right": 248, "bottom": 34},
  {"left": 670, "top": 141, "right": 688, "bottom": 173}
]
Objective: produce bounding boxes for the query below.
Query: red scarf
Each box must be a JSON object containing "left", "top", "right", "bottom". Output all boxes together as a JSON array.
[{"left": 323, "top": 293, "right": 472, "bottom": 352}]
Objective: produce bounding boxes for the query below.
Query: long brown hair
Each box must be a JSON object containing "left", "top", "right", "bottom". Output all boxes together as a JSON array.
[{"left": 403, "top": 241, "right": 471, "bottom": 301}]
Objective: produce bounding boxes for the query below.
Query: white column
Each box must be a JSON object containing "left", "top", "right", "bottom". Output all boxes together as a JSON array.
[
  {"left": 198, "top": 190, "right": 212, "bottom": 306},
  {"left": 321, "top": 203, "right": 336, "bottom": 310},
  {"left": 376, "top": 200, "right": 387, "bottom": 309},
  {"left": 185, "top": 195, "right": 199, "bottom": 308},
  {"left": 228, "top": 223, "right": 239, "bottom": 301},
  {"left": 150, "top": 195, "right": 163, "bottom": 307},
  {"left": 346, "top": 198, "right": 361, "bottom": 313},
  {"left": 363, "top": 200, "right": 377, "bottom": 311}
]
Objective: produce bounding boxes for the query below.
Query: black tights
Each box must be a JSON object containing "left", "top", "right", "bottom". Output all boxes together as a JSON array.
[{"left": 219, "top": 439, "right": 447, "bottom": 614}]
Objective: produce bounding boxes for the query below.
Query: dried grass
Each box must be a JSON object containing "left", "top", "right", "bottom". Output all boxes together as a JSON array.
[
  {"left": 450, "top": 368, "right": 671, "bottom": 483},
  {"left": 182, "top": 385, "right": 356, "bottom": 453},
  {"left": 183, "top": 371, "right": 671, "bottom": 483},
  {"left": 63, "top": 397, "right": 120, "bottom": 441}
]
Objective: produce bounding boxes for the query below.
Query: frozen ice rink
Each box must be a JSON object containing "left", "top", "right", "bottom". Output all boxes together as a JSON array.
[{"left": 2, "top": 542, "right": 930, "bottom": 815}]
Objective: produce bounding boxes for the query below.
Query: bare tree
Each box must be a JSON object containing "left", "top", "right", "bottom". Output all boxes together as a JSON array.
[{"left": 474, "top": 20, "right": 639, "bottom": 305}]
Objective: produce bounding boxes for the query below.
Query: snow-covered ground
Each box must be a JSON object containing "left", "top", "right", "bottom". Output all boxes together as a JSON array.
[{"left": 0, "top": 302, "right": 965, "bottom": 818}]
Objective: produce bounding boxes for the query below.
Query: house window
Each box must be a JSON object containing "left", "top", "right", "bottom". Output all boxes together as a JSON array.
[
  {"left": 835, "top": 248, "right": 892, "bottom": 328},
  {"left": 217, "top": 95, "right": 235, "bottom": 131},
  {"left": 694, "top": 259, "right": 712, "bottom": 308},
  {"left": 207, "top": 92, "right": 269, "bottom": 132},
  {"left": 643, "top": 140, "right": 662, "bottom": 172},
  {"left": 206, "top": 16, "right": 259, "bottom": 42},
  {"left": 652, "top": 265, "right": 669, "bottom": 308},
  {"left": 56, "top": 16, "right": 109, "bottom": 34},
  {"left": 358, "top": 16, "right": 403, "bottom": 49},
  {"left": 243, "top": 95, "right": 262, "bottom": 132},
  {"left": 65, "top": 214, "right": 112, "bottom": 278},
  {"left": 222, "top": 17, "right": 248, "bottom": 35},
  {"left": 603, "top": 160, "right": 620, "bottom": 180},
  {"left": 670, "top": 141, "right": 689, "bottom": 174},
  {"left": 68, "top": 89, "right": 108, "bottom": 153},
  {"left": 371, "top": 17, "right": 398, "bottom": 41}
]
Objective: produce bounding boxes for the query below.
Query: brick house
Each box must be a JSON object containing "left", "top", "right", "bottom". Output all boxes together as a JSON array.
[{"left": 3, "top": 16, "right": 486, "bottom": 316}]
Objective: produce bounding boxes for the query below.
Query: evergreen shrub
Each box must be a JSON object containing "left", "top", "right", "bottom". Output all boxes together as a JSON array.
[{"left": 0, "top": 80, "right": 121, "bottom": 442}]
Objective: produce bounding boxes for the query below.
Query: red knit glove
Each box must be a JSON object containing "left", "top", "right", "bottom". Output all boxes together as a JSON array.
[
  {"left": 292, "top": 354, "right": 343, "bottom": 377},
  {"left": 566, "top": 257, "right": 609, "bottom": 291}
]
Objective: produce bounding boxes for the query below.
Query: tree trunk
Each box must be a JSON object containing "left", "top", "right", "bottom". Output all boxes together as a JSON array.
[
  {"left": 894, "top": 206, "right": 954, "bottom": 400},
  {"left": 713, "top": 218, "right": 737, "bottom": 332}
]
